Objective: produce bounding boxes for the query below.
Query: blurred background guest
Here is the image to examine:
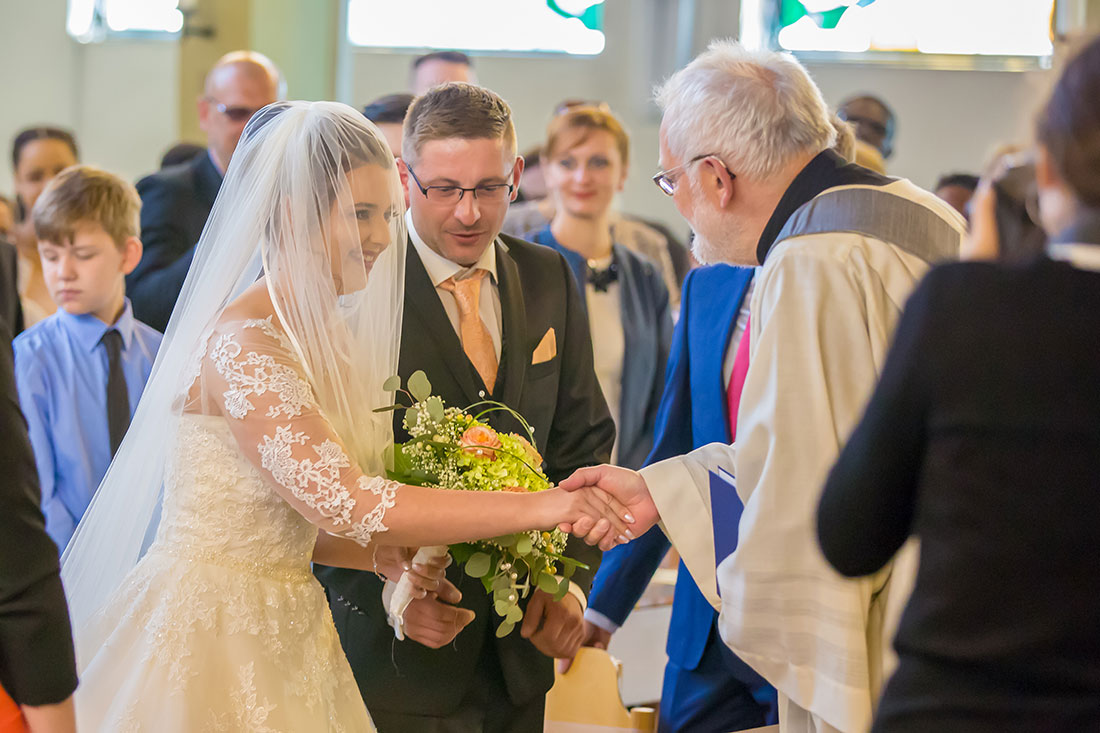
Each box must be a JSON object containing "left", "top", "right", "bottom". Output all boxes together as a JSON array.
[
  {"left": 157, "top": 141, "right": 205, "bottom": 170},
  {"left": 9, "top": 127, "right": 79, "bottom": 328},
  {"left": 0, "top": 321, "right": 78, "bottom": 733},
  {"left": 514, "top": 144, "right": 547, "bottom": 203},
  {"left": 127, "top": 50, "right": 282, "bottom": 332},
  {"left": 362, "top": 92, "right": 414, "bottom": 157},
  {"left": 853, "top": 139, "right": 887, "bottom": 174},
  {"left": 831, "top": 114, "right": 857, "bottom": 162},
  {"left": 818, "top": 33, "right": 1100, "bottom": 733},
  {"left": 964, "top": 151, "right": 1046, "bottom": 261},
  {"left": 838, "top": 93, "right": 896, "bottom": 162},
  {"left": 525, "top": 103, "right": 672, "bottom": 469},
  {"left": 505, "top": 102, "right": 688, "bottom": 307},
  {"left": 410, "top": 50, "right": 477, "bottom": 94},
  {"left": 934, "top": 172, "right": 980, "bottom": 218}
]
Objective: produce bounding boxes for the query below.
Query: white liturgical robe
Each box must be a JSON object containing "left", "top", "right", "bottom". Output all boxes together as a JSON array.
[{"left": 642, "top": 175, "right": 964, "bottom": 732}]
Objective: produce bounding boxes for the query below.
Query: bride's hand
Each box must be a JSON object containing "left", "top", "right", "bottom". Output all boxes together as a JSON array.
[
  {"left": 541, "top": 487, "right": 635, "bottom": 551},
  {"left": 373, "top": 545, "right": 451, "bottom": 598}
]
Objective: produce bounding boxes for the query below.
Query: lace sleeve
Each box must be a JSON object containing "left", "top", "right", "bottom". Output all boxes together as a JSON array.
[{"left": 201, "top": 317, "right": 399, "bottom": 546}]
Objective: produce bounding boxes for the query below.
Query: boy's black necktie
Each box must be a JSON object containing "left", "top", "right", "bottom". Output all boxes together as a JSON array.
[{"left": 101, "top": 329, "right": 130, "bottom": 456}]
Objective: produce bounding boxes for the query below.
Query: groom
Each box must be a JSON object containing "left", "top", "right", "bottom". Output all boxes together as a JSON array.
[{"left": 316, "top": 83, "right": 614, "bottom": 732}]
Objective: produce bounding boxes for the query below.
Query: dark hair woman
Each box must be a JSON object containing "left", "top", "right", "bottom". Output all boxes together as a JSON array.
[
  {"left": 10, "top": 127, "right": 80, "bottom": 327},
  {"left": 816, "top": 35, "right": 1100, "bottom": 733}
]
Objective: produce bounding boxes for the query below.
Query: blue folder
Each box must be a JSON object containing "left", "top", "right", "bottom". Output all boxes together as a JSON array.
[{"left": 709, "top": 467, "right": 744, "bottom": 598}]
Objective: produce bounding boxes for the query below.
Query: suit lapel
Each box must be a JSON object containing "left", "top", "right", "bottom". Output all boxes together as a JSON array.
[
  {"left": 194, "top": 152, "right": 223, "bottom": 209},
  {"left": 692, "top": 267, "right": 753, "bottom": 444},
  {"left": 404, "top": 241, "right": 484, "bottom": 406},
  {"left": 494, "top": 240, "right": 527, "bottom": 409}
]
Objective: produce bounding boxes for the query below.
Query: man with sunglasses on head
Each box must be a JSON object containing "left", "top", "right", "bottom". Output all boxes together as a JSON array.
[
  {"left": 837, "top": 93, "right": 896, "bottom": 162},
  {"left": 316, "top": 82, "right": 614, "bottom": 733},
  {"left": 128, "top": 50, "right": 283, "bottom": 331}
]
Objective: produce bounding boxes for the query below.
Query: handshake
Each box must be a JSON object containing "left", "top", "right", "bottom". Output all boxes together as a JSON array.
[{"left": 378, "top": 464, "right": 658, "bottom": 660}]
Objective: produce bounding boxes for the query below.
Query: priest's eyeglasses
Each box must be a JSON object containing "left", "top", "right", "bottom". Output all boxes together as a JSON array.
[
  {"left": 653, "top": 154, "right": 734, "bottom": 196},
  {"left": 406, "top": 166, "right": 514, "bottom": 204}
]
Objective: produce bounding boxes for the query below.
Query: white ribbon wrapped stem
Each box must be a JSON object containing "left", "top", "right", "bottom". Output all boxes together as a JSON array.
[{"left": 385, "top": 544, "right": 449, "bottom": 640}]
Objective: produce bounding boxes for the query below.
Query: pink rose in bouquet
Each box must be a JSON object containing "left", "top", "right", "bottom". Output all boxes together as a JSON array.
[{"left": 459, "top": 425, "right": 501, "bottom": 460}]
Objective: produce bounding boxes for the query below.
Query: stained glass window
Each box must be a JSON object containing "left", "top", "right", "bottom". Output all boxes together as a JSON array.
[
  {"left": 347, "top": 0, "right": 606, "bottom": 55},
  {"left": 753, "top": 0, "right": 1054, "bottom": 58}
]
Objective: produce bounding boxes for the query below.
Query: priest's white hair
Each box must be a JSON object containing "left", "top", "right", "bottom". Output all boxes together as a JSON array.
[{"left": 656, "top": 40, "right": 836, "bottom": 180}]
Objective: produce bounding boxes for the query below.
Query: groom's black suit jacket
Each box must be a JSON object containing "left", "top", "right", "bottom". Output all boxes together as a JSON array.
[{"left": 317, "top": 234, "right": 614, "bottom": 718}]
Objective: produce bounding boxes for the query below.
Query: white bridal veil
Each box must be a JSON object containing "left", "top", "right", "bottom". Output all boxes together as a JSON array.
[{"left": 61, "top": 101, "right": 407, "bottom": 636}]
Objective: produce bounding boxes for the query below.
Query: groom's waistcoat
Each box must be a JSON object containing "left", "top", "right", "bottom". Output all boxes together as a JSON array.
[{"left": 316, "top": 233, "right": 614, "bottom": 716}]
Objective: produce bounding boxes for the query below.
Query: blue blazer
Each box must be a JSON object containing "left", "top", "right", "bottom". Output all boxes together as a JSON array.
[
  {"left": 527, "top": 227, "right": 672, "bottom": 470},
  {"left": 587, "top": 264, "right": 756, "bottom": 671}
]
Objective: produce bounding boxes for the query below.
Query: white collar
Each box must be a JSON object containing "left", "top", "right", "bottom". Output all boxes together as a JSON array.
[
  {"left": 1047, "top": 242, "right": 1100, "bottom": 273},
  {"left": 406, "top": 209, "right": 499, "bottom": 287}
]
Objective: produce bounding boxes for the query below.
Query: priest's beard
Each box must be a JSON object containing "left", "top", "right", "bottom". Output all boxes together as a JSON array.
[{"left": 688, "top": 195, "right": 753, "bottom": 266}]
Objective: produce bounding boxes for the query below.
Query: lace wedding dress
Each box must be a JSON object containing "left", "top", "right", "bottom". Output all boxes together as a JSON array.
[{"left": 74, "top": 318, "right": 399, "bottom": 732}]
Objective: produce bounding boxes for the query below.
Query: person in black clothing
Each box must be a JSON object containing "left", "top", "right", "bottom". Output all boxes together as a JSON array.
[
  {"left": 0, "top": 239, "right": 23, "bottom": 336},
  {"left": 128, "top": 51, "right": 282, "bottom": 331},
  {"left": 817, "top": 34, "right": 1100, "bottom": 733},
  {"left": 0, "top": 320, "right": 78, "bottom": 732}
]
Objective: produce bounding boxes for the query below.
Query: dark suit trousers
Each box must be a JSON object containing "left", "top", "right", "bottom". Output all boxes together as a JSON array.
[
  {"left": 658, "top": 622, "right": 777, "bottom": 733},
  {"left": 368, "top": 640, "right": 544, "bottom": 733}
]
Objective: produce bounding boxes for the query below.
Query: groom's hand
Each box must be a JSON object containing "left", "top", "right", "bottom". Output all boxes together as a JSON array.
[
  {"left": 558, "top": 465, "right": 660, "bottom": 548},
  {"left": 402, "top": 580, "right": 476, "bottom": 649},
  {"left": 521, "top": 590, "right": 584, "bottom": 663}
]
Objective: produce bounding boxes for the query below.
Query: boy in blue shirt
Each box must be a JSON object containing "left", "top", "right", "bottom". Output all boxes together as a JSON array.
[{"left": 14, "top": 165, "right": 163, "bottom": 551}]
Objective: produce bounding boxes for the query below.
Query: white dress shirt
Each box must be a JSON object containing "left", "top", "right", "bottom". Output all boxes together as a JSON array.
[
  {"left": 407, "top": 210, "right": 502, "bottom": 362},
  {"left": 584, "top": 254, "right": 624, "bottom": 464}
]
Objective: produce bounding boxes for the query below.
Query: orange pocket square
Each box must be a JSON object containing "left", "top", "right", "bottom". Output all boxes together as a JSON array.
[{"left": 531, "top": 328, "right": 557, "bottom": 365}]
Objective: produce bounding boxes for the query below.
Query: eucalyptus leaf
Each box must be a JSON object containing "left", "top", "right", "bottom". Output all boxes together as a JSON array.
[
  {"left": 491, "top": 575, "right": 512, "bottom": 592},
  {"left": 426, "top": 395, "right": 445, "bottom": 423},
  {"left": 494, "top": 600, "right": 511, "bottom": 617},
  {"left": 464, "top": 552, "right": 492, "bottom": 579},
  {"left": 554, "top": 576, "right": 570, "bottom": 601},
  {"left": 515, "top": 536, "right": 533, "bottom": 555},
  {"left": 495, "top": 620, "right": 516, "bottom": 638},
  {"left": 408, "top": 370, "right": 432, "bottom": 401},
  {"left": 505, "top": 605, "right": 524, "bottom": 624},
  {"left": 382, "top": 374, "right": 402, "bottom": 392},
  {"left": 491, "top": 534, "right": 517, "bottom": 547},
  {"left": 563, "top": 562, "right": 576, "bottom": 579},
  {"left": 536, "top": 572, "right": 560, "bottom": 595}
]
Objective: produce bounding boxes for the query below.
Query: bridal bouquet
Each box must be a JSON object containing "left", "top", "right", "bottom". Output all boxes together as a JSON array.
[{"left": 377, "top": 371, "right": 586, "bottom": 638}]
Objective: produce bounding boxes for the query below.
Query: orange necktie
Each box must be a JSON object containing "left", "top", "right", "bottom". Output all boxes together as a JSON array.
[{"left": 439, "top": 269, "right": 498, "bottom": 392}]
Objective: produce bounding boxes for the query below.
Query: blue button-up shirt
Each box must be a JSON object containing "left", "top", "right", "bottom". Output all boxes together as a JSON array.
[{"left": 13, "top": 299, "right": 162, "bottom": 551}]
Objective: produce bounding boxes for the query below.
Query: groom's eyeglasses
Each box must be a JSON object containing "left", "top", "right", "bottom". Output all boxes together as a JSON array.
[
  {"left": 406, "top": 165, "right": 514, "bottom": 205},
  {"left": 205, "top": 97, "right": 261, "bottom": 124}
]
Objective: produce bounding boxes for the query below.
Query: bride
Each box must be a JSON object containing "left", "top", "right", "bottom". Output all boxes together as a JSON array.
[{"left": 60, "top": 101, "right": 630, "bottom": 731}]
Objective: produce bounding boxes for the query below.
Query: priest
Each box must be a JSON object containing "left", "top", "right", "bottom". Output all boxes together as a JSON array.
[{"left": 563, "top": 41, "right": 963, "bottom": 733}]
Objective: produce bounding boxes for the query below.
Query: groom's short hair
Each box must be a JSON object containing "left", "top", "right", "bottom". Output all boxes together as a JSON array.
[{"left": 402, "top": 83, "right": 516, "bottom": 165}]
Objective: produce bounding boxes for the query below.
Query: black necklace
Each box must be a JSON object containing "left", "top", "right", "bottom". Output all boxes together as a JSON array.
[{"left": 586, "top": 258, "right": 618, "bottom": 292}]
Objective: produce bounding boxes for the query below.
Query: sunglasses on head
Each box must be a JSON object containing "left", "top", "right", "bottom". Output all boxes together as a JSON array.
[{"left": 206, "top": 98, "right": 261, "bottom": 124}]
